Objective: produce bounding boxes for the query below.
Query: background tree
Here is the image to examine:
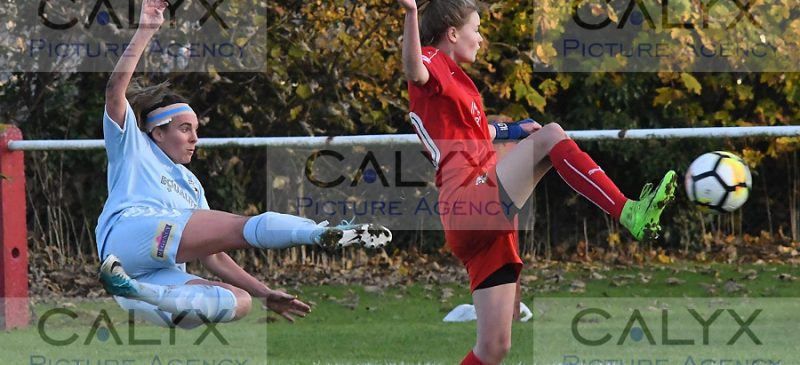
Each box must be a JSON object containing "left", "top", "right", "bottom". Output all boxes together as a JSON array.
[{"left": 1, "top": 0, "right": 797, "bottom": 269}]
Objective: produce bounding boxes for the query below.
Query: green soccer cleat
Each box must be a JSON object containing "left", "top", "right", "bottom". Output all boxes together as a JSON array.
[
  {"left": 313, "top": 219, "right": 392, "bottom": 249},
  {"left": 99, "top": 255, "right": 139, "bottom": 298},
  {"left": 620, "top": 170, "right": 678, "bottom": 241}
]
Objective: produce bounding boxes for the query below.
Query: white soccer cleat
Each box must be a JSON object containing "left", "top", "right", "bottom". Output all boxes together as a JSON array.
[
  {"left": 99, "top": 255, "right": 139, "bottom": 298},
  {"left": 314, "top": 220, "right": 392, "bottom": 249}
]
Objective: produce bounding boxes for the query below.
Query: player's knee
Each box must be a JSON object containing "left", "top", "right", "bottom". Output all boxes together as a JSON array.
[
  {"left": 477, "top": 337, "right": 512, "bottom": 363},
  {"left": 232, "top": 287, "right": 252, "bottom": 319},
  {"left": 543, "top": 122, "right": 568, "bottom": 141},
  {"left": 534, "top": 122, "right": 569, "bottom": 153}
]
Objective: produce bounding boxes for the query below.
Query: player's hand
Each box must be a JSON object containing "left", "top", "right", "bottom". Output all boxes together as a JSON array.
[
  {"left": 397, "top": 0, "right": 418, "bottom": 12},
  {"left": 139, "top": 0, "right": 167, "bottom": 30},
  {"left": 263, "top": 288, "right": 312, "bottom": 323},
  {"left": 518, "top": 118, "right": 542, "bottom": 135}
]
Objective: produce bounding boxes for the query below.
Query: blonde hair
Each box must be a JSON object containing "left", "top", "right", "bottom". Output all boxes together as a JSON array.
[
  {"left": 126, "top": 78, "right": 188, "bottom": 132},
  {"left": 418, "top": 0, "right": 482, "bottom": 46}
]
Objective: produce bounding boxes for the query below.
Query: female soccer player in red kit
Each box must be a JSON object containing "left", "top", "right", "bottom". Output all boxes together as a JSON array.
[{"left": 395, "top": 0, "right": 678, "bottom": 363}]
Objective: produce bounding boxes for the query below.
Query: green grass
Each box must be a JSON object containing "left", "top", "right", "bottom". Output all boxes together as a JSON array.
[
  {"left": 527, "top": 262, "right": 800, "bottom": 297},
  {"left": 526, "top": 262, "right": 800, "bottom": 364},
  {"left": 265, "top": 284, "right": 534, "bottom": 364},
  {"left": 3, "top": 263, "right": 800, "bottom": 364},
  {"left": 532, "top": 298, "right": 800, "bottom": 363}
]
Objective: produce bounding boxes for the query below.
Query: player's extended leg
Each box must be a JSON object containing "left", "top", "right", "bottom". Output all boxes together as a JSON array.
[
  {"left": 175, "top": 210, "right": 249, "bottom": 262},
  {"left": 176, "top": 210, "right": 392, "bottom": 262},
  {"left": 100, "top": 255, "right": 249, "bottom": 327},
  {"left": 497, "top": 122, "right": 678, "bottom": 240},
  {"left": 464, "top": 282, "right": 517, "bottom": 365}
]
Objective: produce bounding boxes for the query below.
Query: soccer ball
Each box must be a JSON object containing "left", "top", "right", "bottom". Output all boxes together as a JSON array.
[{"left": 685, "top": 151, "right": 752, "bottom": 213}]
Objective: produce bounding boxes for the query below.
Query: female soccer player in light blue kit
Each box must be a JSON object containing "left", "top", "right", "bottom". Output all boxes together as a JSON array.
[{"left": 97, "top": 0, "right": 391, "bottom": 328}]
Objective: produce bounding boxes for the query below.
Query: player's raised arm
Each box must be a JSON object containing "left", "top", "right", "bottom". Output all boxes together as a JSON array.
[
  {"left": 398, "top": 0, "right": 430, "bottom": 86},
  {"left": 105, "top": 0, "right": 167, "bottom": 126}
]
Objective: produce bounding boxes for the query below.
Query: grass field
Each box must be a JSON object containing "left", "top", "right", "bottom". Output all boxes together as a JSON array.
[{"left": 3, "top": 262, "right": 800, "bottom": 364}]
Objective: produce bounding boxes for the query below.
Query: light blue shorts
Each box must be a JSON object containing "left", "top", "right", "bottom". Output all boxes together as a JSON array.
[
  {"left": 103, "top": 207, "right": 201, "bottom": 281},
  {"left": 105, "top": 207, "right": 205, "bottom": 326}
]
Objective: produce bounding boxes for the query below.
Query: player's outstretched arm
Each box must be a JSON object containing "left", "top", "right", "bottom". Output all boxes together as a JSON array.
[
  {"left": 105, "top": 0, "right": 167, "bottom": 126},
  {"left": 398, "top": 0, "right": 429, "bottom": 86},
  {"left": 199, "top": 252, "right": 312, "bottom": 322}
]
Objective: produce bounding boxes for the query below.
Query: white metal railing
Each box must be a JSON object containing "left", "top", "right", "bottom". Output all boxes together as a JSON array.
[{"left": 8, "top": 126, "right": 800, "bottom": 151}]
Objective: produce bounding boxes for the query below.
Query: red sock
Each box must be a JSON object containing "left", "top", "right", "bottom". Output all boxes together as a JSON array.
[
  {"left": 549, "top": 139, "right": 628, "bottom": 219},
  {"left": 461, "top": 350, "right": 486, "bottom": 365}
]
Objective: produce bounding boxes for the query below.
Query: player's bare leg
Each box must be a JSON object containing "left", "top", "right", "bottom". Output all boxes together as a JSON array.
[
  {"left": 496, "top": 123, "right": 567, "bottom": 208},
  {"left": 471, "top": 283, "right": 517, "bottom": 365},
  {"left": 176, "top": 210, "right": 250, "bottom": 262},
  {"left": 176, "top": 210, "right": 392, "bottom": 263}
]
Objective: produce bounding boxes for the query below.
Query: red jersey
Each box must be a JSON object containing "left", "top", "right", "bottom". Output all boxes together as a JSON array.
[
  {"left": 408, "top": 47, "right": 522, "bottom": 291},
  {"left": 408, "top": 47, "right": 496, "bottom": 200}
]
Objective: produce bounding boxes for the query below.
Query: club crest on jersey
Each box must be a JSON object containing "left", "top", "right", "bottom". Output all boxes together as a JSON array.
[
  {"left": 475, "top": 172, "right": 489, "bottom": 186},
  {"left": 188, "top": 178, "right": 200, "bottom": 195},
  {"left": 471, "top": 101, "right": 481, "bottom": 126}
]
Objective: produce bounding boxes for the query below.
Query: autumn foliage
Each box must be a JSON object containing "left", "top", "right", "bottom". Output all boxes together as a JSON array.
[{"left": 1, "top": 1, "right": 798, "bottom": 267}]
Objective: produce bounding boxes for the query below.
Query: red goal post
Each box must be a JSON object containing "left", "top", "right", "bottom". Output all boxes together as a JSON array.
[{"left": 0, "top": 125, "right": 28, "bottom": 330}]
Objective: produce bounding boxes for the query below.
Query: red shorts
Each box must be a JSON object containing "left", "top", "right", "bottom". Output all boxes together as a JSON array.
[{"left": 440, "top": 166, "right": 523, "bottom": 292}]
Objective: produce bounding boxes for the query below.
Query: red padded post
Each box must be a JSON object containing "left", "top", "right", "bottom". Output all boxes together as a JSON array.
[{"left": 0, "top": 124, "right": 29, "bottom": 329}]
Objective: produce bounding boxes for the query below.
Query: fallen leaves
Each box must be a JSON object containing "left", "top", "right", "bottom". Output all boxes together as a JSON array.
[
  {"left": 665, "top": 277, "right": 685, "bottom": 286},
  {"left": 439, "top": 287, "right": 454, "bottom": 301},
  {"left": 741, "top": 269, "right": 758, "bottom": 281},
  {"left": 548, "top": 228, "right": 800, "bottom": 268},
  {"left": 326, "top": 290, "right": 359, "bottom": 310},
  {"left": 656, "top": 251, "right": 673, "bottom": 264},
  {"left": 24, "top": 229, "right": 800, "bottom": 302},
  {"left": 520, "top": 275, "right": 538, "bottom": 285},
  {"left": 569, "top": 280, "right": 586, "bottom": 293},
  {"left": 589, "top": 271, "right": 606, "bottom": 280},
  {"left": 723, "top": 280, "right": 745, "bottom": 294}
]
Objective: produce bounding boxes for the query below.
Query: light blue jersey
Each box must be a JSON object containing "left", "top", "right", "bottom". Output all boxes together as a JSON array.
[{"left": 95, "top": 101, "right": 208, "bottom": 260}]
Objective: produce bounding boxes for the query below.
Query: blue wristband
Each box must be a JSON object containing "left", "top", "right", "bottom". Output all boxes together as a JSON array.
[{"left": 492, "top": 118, "right": 535, "bottom": 140}]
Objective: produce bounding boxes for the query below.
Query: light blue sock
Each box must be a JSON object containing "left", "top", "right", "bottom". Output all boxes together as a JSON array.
[
  {"left": 129, "top": 282, "right": 237, "bottom": 323},
  {"left": 243, "top": 212, "right": 323, "bottom": 249}
]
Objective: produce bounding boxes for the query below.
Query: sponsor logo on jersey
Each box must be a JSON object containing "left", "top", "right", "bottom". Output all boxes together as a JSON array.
[
  {"left": 471, "top": 101, "right": 481, "bottom": 126},
  {"left": 151, "top": 222, "right": 175, "bottom": 261},
  {"left": 161, "top": 175, "right": 198, "bottom": 208}
]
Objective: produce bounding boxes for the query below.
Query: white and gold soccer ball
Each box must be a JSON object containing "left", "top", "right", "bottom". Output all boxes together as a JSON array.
[{"left": 685, "top": 151, "right": 752, "bottom": 213}]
